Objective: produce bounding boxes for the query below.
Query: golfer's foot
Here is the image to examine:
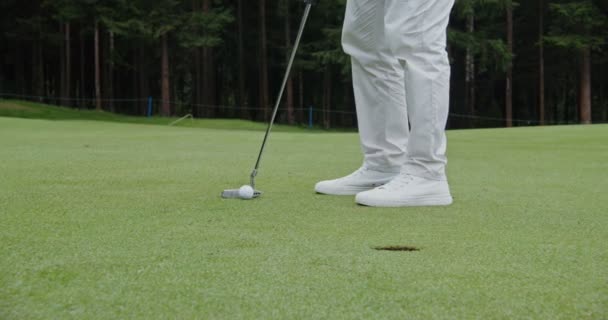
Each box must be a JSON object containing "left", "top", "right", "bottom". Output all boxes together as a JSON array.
[
  {"left": 315, "top": 166, "right": 398, "bottom": 195},
  {"left": 355, "top": 173, "right": 453, "bottom": 207}
]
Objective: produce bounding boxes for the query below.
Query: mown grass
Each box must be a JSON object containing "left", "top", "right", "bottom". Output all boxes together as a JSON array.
[
  {"left": 0, "top": 111, "right": 607, "bottom": 319},
  {"left": 0, "top": 99, "right": 326, "bottom": 132}
]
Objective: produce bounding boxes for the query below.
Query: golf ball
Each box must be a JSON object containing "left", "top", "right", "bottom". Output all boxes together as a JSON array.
[{"left": 238, "top": 185, "right": 255, "bottom": 199}]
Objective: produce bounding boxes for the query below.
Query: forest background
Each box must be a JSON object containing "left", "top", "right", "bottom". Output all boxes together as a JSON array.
[{"left": 1, "top": 0, "right": 607, "bottom": 129}]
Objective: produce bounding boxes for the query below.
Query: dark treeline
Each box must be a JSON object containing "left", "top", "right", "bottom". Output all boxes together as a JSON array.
[{"left": 1, "top": 0, "right": 607, "bottom": 128}]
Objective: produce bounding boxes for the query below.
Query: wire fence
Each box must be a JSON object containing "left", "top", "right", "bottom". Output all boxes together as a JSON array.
[{"left": 1, "top": 92, "right": 600, "bottom": 129}]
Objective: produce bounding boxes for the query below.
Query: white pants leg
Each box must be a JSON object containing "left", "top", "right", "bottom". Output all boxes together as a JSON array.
[
  {"left": 385, "top": 0, "right": 455, "bottom": 180},
  {"left": 342, "top": 0, "right": 454, "bottom": 180},
  {"left": 342, "top": 0, "right": 408, "bottom": 174}
]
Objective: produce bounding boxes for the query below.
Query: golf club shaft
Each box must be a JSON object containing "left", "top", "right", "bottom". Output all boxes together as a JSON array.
[{"left": 250, "top": 3, "right": 312, "bottom": 188}]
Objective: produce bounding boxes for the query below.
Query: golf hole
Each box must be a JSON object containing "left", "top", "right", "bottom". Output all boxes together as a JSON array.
[{"left": 374, "top": 246, "right": 420, "bottom": 252}]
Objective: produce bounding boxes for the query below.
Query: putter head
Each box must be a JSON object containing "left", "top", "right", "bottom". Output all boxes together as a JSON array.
[{"left": 221, "top": 189, "right": 262, "bottom": 199}]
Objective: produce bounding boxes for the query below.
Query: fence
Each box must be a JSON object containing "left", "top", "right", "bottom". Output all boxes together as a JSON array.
[{"left": 0, "top": 92, "right": 596, "bottom": 129}]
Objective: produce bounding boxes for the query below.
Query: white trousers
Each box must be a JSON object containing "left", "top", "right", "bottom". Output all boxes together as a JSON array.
[{"left": 342, "top": 0, "right": 455, "bottom": 180}]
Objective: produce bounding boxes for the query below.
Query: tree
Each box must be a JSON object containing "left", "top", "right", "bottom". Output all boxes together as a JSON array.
[
  {"left": 594, "top": 0, "right": 608, "bottom": 14},
  {"left": 538, "top": 0, "right": 545, "bottom": 125},
  {"left": 95, "top": 20, "right": 101, "bottom": 110},
  {"left": 2, "top": 0, "right": 608, "bottom": 128},
  {"left": 282, "top": 0, "right": 295, "bottom": 125},
  {"left": 505, "top": 0, "right": 514, "bottom": 127},
  {"left": 259, "top": 0, "right": 269, "bottom": 119},
  {"left": 10, "top": 11, "right": 51, "bottom": 99},
  {"left": 237, "top": 0, "right": 247, "bottom": 118},
  {"left": 108, "top": 0, "right": 182, "bottom": 115},
  {"left": 545, "top": 0, "right": 608, "bottom": 124},
  {"left": 453, "top": 0, "right": 477, "bottom": 122},
  {"left": 43, "top": 0, "right": 84, "bottom": 106},
  {"left": 202, "top": 0, "right": 215, "bottom": 117},
  {"left": 306, "top": 0, "right": 350, "bottom": 128},
  {"left": 449, "top": 0, "right": 514, "bottom": 127},
  {"left": 176, "top": 1, "right": 233, "bottom": 115}
]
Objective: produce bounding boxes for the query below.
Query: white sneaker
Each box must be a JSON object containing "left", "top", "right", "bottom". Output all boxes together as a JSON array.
[
  {"left": 315, "top": 166, "right": 398, "bottom": 195},
  {"left": 355, "top": 173, "right": 453, "bottom": 207}
]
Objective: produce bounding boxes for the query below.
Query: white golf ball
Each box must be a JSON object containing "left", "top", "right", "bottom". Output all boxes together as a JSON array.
[{"left": 238, "top": 185, "right": 255, "bottom": 199}]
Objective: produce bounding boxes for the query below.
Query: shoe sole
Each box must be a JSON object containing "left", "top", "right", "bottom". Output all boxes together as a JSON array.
[
  {"left": 315, "top": 185, "right": 378, "bottom": 196},
  {"left": 356, "top": 195, "right": 453, "bottom": 207}
]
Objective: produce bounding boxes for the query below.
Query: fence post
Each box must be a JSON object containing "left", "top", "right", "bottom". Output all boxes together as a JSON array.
[
  {"left": 309, "top": 105, "right": 313, "bottom": 129},
  {"left": 147, "top": 97, "right": 153, "bottom": 117}
]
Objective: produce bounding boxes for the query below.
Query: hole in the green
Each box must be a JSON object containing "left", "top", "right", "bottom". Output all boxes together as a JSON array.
[{"left": 374, "top": 246, "right": 420, "bottom": 252}]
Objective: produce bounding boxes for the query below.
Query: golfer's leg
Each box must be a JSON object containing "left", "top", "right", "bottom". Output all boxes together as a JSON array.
[
  {"left": 342, "top": 0, "right": 408, "bottom": 173},
  {"left": 385, "top": 0, "right": 454, "bottom": 180}
]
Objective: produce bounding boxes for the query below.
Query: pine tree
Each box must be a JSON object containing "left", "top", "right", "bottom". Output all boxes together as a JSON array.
[{"left": 545, "top": 0, "right": 608, "bottom": 124}]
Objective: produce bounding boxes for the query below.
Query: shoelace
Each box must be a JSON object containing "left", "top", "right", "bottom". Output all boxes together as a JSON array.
[{"left": 379, "top": 173, "right": 414, "bottom": 190}]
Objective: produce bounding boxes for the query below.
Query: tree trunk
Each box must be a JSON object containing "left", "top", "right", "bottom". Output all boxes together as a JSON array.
[
  {"left": 323, "top": 68, "right": 331, "bottom": 129},
  {"left": 33, "top": 35, "right": 44, "bottom": 99},
  {"left": 102, "top": 32, "right": 109, "bottom": 109},
  {"left": 94, "top": 21, "right": 101, "bottom": 111},
  {"left": 79, "top": 27, "right": 85, "bottom": 107},
  {"left": 579, "top": 47, "right": 591, "bottom": 124},
  {"left": 343, "top": 81, "right": 353, "bottom": 126},
  {"left": 284, "top": 0, "right": 295, "bottom": 125},
  {"left": 299, "top": 71, "right": 304, "bottom": 124},
  {"left": 139, "top": 46, "right": 148, "bottom": 115},
  {"left": 505, "top": 4, "right": 513, "bottom": 127},
  {"left": 238, "top": 0, "right": 247, "bottom": 119},
  {"left": 538, "top": 0, "right": 545, "bottom": 125},
  {"left": 465, "top": 10, "right": 476, "bottom": 127},
  {"left": 192, "top": 0, "right": 200, "bottom": 116},
  {"left": 65, "top": 22, "right": 71, "bottom": 107},
  {"left": 259, "top": 0, "right": 269, "bottom": 120},
  {"left": 194, "top": 48, "right": 201, "bottom": 116},
  {"left": 131, "top": 47, "right": 138, "bottom": 113},
  {"left": 192, "top": 0, "right": 201, "bottom": 116},
  {"left": 161, "top": 33, "right": 171, "bottom": 116},
  {"left": 108, "top": 31, "right": 114, "bottom": 112},
  {"left": 203, "top": 0, "right": 216, "bottom": 117},
  {"left": 59, "top": 23, "right": 66, "bottom": 105}
]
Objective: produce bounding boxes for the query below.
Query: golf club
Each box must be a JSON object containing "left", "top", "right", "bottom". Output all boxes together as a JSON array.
[{"left": 222, "top": 0, "right": 315, "bottom": 199}]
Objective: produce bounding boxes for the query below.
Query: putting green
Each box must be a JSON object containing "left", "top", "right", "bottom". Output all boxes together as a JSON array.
[{"left": 1, "top": 116, "right": 607, "bottom": 319}]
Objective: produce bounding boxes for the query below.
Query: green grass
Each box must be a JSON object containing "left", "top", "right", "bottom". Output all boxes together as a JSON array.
[
  {"left": 1, "top": 114, "right": 607, "bottom": 319},
  {"left": 0, "top": 99, "right": 325, "bottom": 132}
]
